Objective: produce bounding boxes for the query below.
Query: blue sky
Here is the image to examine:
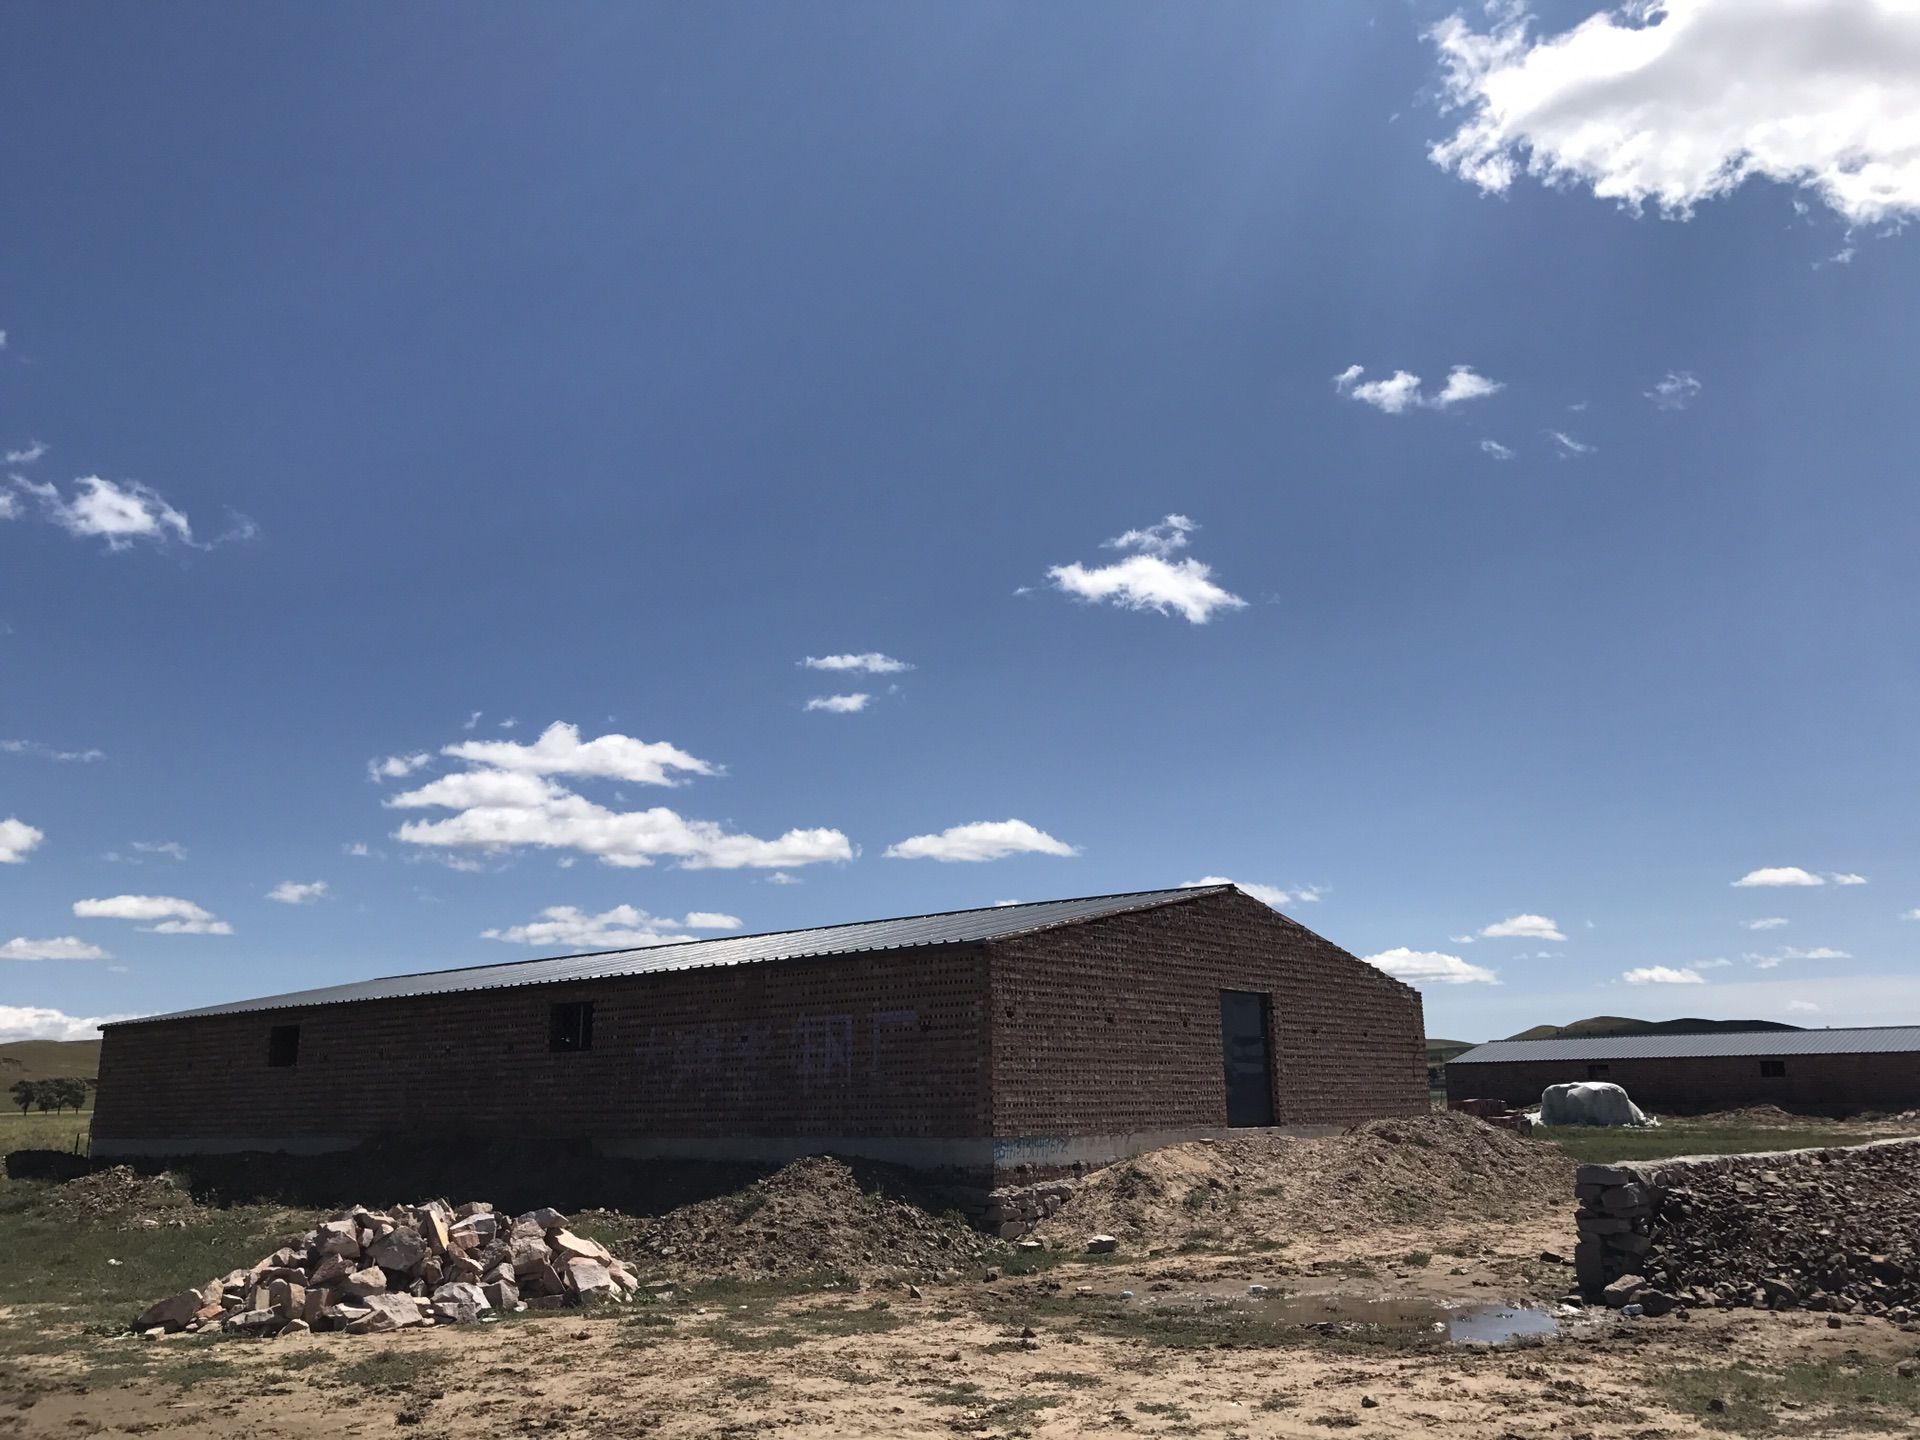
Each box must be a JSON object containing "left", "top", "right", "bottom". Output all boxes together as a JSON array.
[{"left": 5, "top": 0, "right": 1920, "bottom": 1044}]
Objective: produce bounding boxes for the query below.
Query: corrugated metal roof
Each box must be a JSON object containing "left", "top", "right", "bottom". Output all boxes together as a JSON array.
[
  {"left": 109, "top": 885, "right": 1228, "bottom": 1027},
  {"left": 1449, "top": 1027, "right": 1920, "bottom": 1065}
]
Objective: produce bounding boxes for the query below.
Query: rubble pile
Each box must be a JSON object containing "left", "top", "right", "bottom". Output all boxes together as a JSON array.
[
  {"left": 134, "top": 1200, "right": 644, "bottom": 1338},
  {"left": 1576, "top": 1138, "right": 1920, "bottom": 1319},
  {"left": 1035, "top": 1112, "right": 1571, "bottom": 1251},
  {"left": 627, "top": 1156, "right": 993, "bottom": 1281}
]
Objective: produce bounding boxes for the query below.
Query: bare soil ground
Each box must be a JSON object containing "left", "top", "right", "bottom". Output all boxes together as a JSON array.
[{"left": 3, "top": 1116, "right": 1918, "bottom": 1438}]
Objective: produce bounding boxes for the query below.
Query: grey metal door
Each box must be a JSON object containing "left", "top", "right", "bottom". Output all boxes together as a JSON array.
[{"left": 1219, "top": 990, "right": 1274, "bottom": 1127}]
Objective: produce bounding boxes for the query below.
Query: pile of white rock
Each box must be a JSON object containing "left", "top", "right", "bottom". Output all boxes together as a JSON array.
[{"left": 134, "top": 1200, "right": 644, "bottom": 1338}]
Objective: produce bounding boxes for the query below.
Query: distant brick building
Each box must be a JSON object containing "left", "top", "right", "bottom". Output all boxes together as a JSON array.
[
  {"left": 91, "top": 885, "right": 1426, "bottom": 1178},
  {"left": 1445, "top": 1028, "right": 1920, "bottom": 1117}
]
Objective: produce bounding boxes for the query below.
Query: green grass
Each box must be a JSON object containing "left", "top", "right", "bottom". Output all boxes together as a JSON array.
[
  {"left": 1539, "top": 1123, "right": 1896, "bottom": 1165},
  {"left": 1660, "top": 1359, "right": 1920, "bottom": 1434},
  {"left": 0, "top": 1167, "right": 324, "bottom": 1372},
  {"left": 1137, "top": 1400, "right": 1192, "bottom": 1418},
  {"left": 700, "top": 1298, "right": 903, "bottom": 1351},
  {"left": 0, "top": 1111, "right": 91, "bottom": 1156},
  {"left": 1002, "top": 1291, "right": 1442, "bottom": 1356},
  {"left": 337, "top": 1351, "right": 440, "bottom": 1389}
]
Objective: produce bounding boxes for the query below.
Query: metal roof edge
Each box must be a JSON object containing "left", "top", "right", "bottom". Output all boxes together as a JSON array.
[{"left": 100, "top": 884, "right": 1234, "bottom": 1029}]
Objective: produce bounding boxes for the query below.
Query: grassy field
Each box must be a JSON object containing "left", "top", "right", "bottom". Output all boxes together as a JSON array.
[
  {"left": 0, "top": 1038, "right": 100, "bottom": 1086},
  {"left": 0, "top": 1111, "right": 90, "bottom": 1157},
  {"left": 1539, "top": 1120, "right": 1908, "bottom": 1165}
]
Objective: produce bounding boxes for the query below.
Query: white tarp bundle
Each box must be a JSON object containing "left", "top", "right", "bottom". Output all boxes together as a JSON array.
[{"left": 1536, "top": 1081, "right": 1658, "bottom": 1128}]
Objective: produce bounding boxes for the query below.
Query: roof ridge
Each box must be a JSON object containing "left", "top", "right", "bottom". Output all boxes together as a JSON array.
[
  {"left": 104, "top": 884, "right": 1238, "bottom": 1027},
  {"left": 311, "top": 884, "right": 1227, "bottom": 989}
]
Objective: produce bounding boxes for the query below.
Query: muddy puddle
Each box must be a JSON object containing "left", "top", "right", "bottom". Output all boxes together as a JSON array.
[{"left": 1096, "top": 1284, "right": 1564, "bottom": 1345}]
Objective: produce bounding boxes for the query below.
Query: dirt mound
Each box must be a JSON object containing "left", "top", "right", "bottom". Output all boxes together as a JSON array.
[
  {"left": 56, "top": 1166, "right": 198, "bottom": 1227},
  {"left": 616, "top": 1156, "right": 992, "bottom": 1283},
  {"left": 1033, "top": 1112, "right": 1572, "bottom": 1251}
]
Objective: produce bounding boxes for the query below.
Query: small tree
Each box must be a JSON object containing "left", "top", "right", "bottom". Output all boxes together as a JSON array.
[
  {"left": 52, "top": 1077, "right": 89, "bottom": 1113},
  {"left": 8, "top": 1079, "right": 32, "bottom": 1116},
  {"left": 31, "top": 1081, "right": 58, "bottom": 1114}
]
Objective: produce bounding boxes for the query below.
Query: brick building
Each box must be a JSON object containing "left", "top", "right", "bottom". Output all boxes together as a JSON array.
[
  {"left": 91, "top": 885, "right": 1426, "bottom": 1178},
  {"left": 1445, "top": 1027, "right": 1920, "bottom": 1117}
]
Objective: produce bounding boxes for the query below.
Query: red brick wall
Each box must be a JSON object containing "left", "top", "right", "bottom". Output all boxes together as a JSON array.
[
  {"left": 1446, "top": 1051, "right": 1920, "bottom": 1116},
  {"left": 985, "top": 889, "right": 1428, "bottom": 1135},
  {"left": 92, "top": 945, "right": 991, "bottom": 1143}
]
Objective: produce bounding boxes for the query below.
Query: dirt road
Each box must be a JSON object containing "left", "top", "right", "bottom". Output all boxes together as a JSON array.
[{"left": 6, "top": 1210, "right": 1918, "bottom": 1438}]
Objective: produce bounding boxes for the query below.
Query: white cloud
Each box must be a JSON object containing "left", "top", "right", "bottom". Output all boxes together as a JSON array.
[
  {"left": 1647, "top": 370, "right": 1703, "bottom": 410},
  {"left": 344, "top": 842, "right": 372, "bottom": 858},
  {"left": 1334, "top": 364, "right": 1504, "bottom": 414},
  {"left": 4, "top": 441, "right": 48, "bottom": 465},
  {"left": 13, "top": 474, "right": 195, "bottom": 549},
  {"left": 1546, "top": 429, "right": 1594, "bottom": 456},
  {"left": 266, "top": 880, "right": 329, "bottom": 905},
  {"left": 1431, "top": 365, "right": 1505, "bottom": 407},
  {"left": 0, "top": 1005, "right": 136, "bottom": 1042},
  {"left": 0, "top": 738, "right": 102, "bottom": 763},
  {"left": 368, "top": 752, "right": 430, "bottom": 781},
  {"left": 1786, "top": 999, "right": 1822, "bottom": 1014},
  {"left": 0, "top": 936, "right": 111, "bottom": 962},
  {"left": 1694, "top": 957, "right": 1734, "bottom": 969},
  {"left": 1479, "top": 913, "right": 1566, "bottom": 942},
  {"left": 72, "top": 894, "right": 233, "bottom": 935},
  {"left": 884, "top": 819, "right": 1077, "bottom": 863},
  {"left": 1829, "top": 872, "right": 1869, "bottom": 886},
  {"left": 1733, "top": 866, "right": 1824, "bottom": 888},
  {"left": 131, "top": 840, "right": 185, "bottom": 861},
  {"left": 1363, "top": 947, "right": 1498, "bottom": 985},
  {"left": 805, "top": 693, "right": 871, "bottom": 713},
  {"left": 395, "top": 794, "right": 849, "bottom": 871},
  {"left": 1623, "top": 965, "right": 1705, "bottom": 985},
  {"left": 1480, "top": 439, "right": 1515, "bottom": 460},
  {"left": 0, "top": 817, "right": 45, "bottom": 864},
  {"left": 1429, "top": 0, "right": 1920, "bottom": 226},
  {"left": 766, "top": 871, "right": 801, "bottom": 885},
  {"left": 441, "top": 721, "right": 716, "bottom": 788},
  {"left": 1106, "top": 514, "right": 1197, "bottom": 557},
  {"left": 462, "top": 710, "right": 483, "bottom": 730},
  {"left": 481, "top": 904, "right": 735, "bottom": 949},
  {"left": 1744, "top": 917, "right": 1789, "bottom": 931},
  {"left": 1746, "top": 945, "right": 1852, "bottom": 969},
  {"left": 802, "top": 653, "right": 912, "bottom": 674},
  {"left": 1181, "top": 876, "right": 1294, "bottom": 909},
  {"left": 384, "top": 722, "right": 850, "bottom": 872},
  {"left": 1903, "top": 908, "right": 1920, "bottom": 921},
  {"left": 0, "top": 492, "right": 16, "bottom": 521},
  {"left": 1047, "top": 515, "right": 1245, "bottom": 624}
]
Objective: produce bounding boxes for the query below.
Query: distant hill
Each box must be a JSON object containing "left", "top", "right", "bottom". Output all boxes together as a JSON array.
[
  {"left": 1426, "top": 1038, "right": 1477, "bottom": 1063},
  {"left": 0, "top": 1039, "right": 101, "bottom": 1085},
  {"left": 1506, "top": 1016, "right": 1804, "bottom": 1043}
]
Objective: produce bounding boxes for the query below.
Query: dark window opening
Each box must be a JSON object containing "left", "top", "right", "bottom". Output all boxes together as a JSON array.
[
  {"left": 1760, "top": 1059, "right": 1787, "bottom": 1078},
  {"left": 1587, "top": 1063, "right": 1611, "bottom": 1080},
  {"left": 267, "top": 1025, "right": 300, "bottom": 1068},
  {"left": 1219, "top": 990, "right": 1275, "bottom": 1127},
  {"left": 549, "top": 1001, "right": 594, "bottom": 1053}
]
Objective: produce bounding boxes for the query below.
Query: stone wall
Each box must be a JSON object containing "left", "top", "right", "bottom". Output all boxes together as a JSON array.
[{"left": 1575, "top": 1137, "right": 1920, "bottom": 1319}]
